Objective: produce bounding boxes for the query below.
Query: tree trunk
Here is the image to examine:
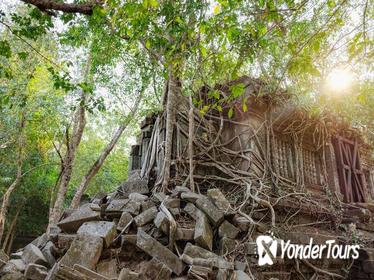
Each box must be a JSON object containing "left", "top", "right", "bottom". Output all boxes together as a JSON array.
[
  {"left": 48, "top": 96, "right": 86, "bottom": 227},
  {"left": 5, "top": 229, "right": 15, "bottom": 255},
  {"left": 70, "top": 83, "right": 145, "bottom": 209},
  {"left": 161, "top": 69, "right": 181, "bottom": 191},
  {"left": 1, "top": 205, "right": 21, "bottom": 251},
  {"left": 70, "top": 84, "right": 145, "bottom": 209},
  {"left": 0, "top": 178, "right": 22, "bottom": 247},
  {"left": 48, "top": 167, "right": 63, "bottom": 227},
  {"left": 188, "top": 94, "right": 195, "bottom": 192},
  {"left": 69, "top": 125, "right": 126, "bottom": 209},
  {"left": 70, "top": 83, "right": 144, "bottom": 209},
  {"left": 0, "top": 115, "right": 25, "bottom": 245},
  {"left": 48, "top": 58, "right": 91, "bottom": 228}
]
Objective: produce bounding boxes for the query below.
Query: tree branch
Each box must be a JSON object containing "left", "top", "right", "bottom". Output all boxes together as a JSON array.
[{"left": 20, "top": 0, "right": 101, "bottom": 15}]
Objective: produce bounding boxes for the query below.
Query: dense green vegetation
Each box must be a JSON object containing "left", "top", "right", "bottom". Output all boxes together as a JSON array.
[{"left": 0, "top": 0, "right": 372, "bottom": 250}]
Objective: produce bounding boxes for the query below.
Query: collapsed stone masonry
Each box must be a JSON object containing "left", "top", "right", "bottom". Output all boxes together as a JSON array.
[
  {"left": 2, "top": 171, "right": 374, "bottom": 280},
  {"left": 0, "top": 175, "right": 263, "bottom": 279}
]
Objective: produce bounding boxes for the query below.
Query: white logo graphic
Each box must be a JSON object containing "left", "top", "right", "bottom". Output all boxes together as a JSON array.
[
  {"left": 255, "top": 234, "right": 360, "bottom": 266},
  {"left": 256, "top": 234, "right": 278, "bottom": 266}
]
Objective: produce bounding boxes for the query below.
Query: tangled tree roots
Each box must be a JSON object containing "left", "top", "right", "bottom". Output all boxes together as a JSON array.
[{"left": 137, "top": 91, "right": 365, "bottom": 278}]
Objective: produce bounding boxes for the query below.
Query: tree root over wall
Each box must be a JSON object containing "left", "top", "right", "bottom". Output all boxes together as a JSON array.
[{"left": 140, "top": 102, "right": 363, "bottom": 279}]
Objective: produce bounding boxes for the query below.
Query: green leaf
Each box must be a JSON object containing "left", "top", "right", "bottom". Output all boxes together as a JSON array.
[
  {"left": 213, "top": 4, "right": 221, "bottom": 15},
  {"left": 145, "top": 40, "right": 151, "bottom": 49},
  {"left": 149, "top": 0, "right": 159, "bottom": 7},
  {"left": 0, "top": 65, "right": 13, "bottom": 79},
  {"left": 0, "top": 40, "right": 11, "bottom": 58},
  {"left": 93, "top": 6, "right": 106, "bottom": 18},
  {"left": 357, "top": 93, "right": 366, "bottom": 104},
  {"left": 18, "top": 52, "right": 28, "bottom": 60},
  {"left": 311, "top": 39, "right": 320, "bottom": 52},
  {"left": 200, "top": 105, "right": 210, "bottom": 115},
  {"left": 175, "top": 16, "right": 183, "bottom": 24},
  {"left": 207, "top": 90, "right": 221, "bottom": 100},
  {"left": 327, "top": 0, "right": 335, "bottom": 8},
  {"left": 242, "top": 103, "right": 248, "bottom": 112},
  {"left": 230, "top": 83, "right": 245, "bottom": 98},
  {"left": 200, "top": 45, "right": 207, "bottom": 57},
  {"left": 258, "top": 23, "right": 267, "bottom": 37},
  {"left": 199, "top": 23, "right": 206, "bottom": 34},
  {"left": 228, "top": 107, "right": 234, "bottom": 118},
  {"left": 79, "top": 82, "right": 93, "bottom": 94}
]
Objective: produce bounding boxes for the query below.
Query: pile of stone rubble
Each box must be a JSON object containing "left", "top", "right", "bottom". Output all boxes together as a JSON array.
[{"left": 0, "top": 178, "right": 256, "bottom": 280}]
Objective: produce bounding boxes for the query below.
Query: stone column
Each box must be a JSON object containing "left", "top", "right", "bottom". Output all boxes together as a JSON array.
[{"left": 324, "top": 141, "right": 342, "bottom": 199}]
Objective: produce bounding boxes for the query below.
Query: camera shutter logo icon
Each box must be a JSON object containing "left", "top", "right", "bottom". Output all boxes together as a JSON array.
[{"left": 256, "top": 235, "right": 278, "bottom": 266}]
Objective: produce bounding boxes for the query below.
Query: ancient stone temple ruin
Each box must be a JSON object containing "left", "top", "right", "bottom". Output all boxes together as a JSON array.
[
  {"left": 0, "top": 77, "right": 373, "bottom": 279},
  {"left": 132, "top": 77, "right": 374, "bottom": 206},
  {"left": 128, "top": 76, "right": 374, "bottom": 279}
]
